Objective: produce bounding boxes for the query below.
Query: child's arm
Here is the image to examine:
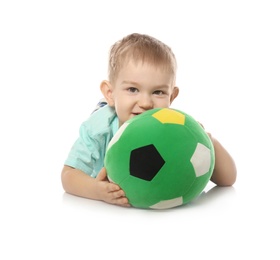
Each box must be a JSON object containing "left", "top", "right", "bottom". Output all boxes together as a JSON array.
[
  {"left": 61, "top": 166, "right": 130, "bottom": 207},
  {"left": 209, "top": 135, "right": 237, "bottom": 186}
]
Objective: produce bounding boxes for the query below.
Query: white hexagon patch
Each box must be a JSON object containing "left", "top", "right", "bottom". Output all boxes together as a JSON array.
[
  {"left": 149, "top": 197, "right": 183, "bottom": 209},
  {"left": 190, "top": 143, "right": 211, "bottom": 177}
]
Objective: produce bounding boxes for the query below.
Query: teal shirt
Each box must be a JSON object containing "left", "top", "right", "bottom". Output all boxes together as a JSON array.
[{"left": 64, "top": 105, "right": 119, "bottom": 177}]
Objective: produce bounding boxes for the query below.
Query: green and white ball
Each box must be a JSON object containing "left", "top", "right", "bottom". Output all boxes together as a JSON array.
[{"left": 104, "top": 108, "right": 215, "bottom": 209}]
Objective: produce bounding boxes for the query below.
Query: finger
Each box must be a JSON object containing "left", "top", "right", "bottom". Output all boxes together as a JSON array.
[
  {"left": 120, "top": 203, "right": 131, "bottom": 207},
  {"left": 198, "top": 121, "right": 204, "bottom": 128},
  {"left": 107, "top": 183, "right": 122, "bottom": 193},
  {"left": 112, "top": 189, "right": 125, "bottom": 198},
  {"left": 112, "top": 196, "right": 130, "bottom": 207},
  {"left": 106, "top": 187, "right": 125, "bottom": 200},
  {"left": 96, "top": 167, "right": 107, "bottom": 181}
]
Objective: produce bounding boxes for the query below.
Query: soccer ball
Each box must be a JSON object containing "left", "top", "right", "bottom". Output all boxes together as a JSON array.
[{"left": 104, "top": 108, "right": 215, "bottom": 209}]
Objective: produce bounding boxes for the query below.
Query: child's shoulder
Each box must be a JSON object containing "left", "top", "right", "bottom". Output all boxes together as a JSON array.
[{"left": 82, "top": 105, "right": 117, "bottom": 136}]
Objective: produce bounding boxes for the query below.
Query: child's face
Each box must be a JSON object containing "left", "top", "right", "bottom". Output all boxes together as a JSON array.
[{"left": 109, "top": 61, "right": 178, "bottom": 126}]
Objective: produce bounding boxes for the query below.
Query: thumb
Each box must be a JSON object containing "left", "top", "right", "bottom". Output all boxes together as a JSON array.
[{"left": 96, "top": 167, "right": 108, "bottom": 181}]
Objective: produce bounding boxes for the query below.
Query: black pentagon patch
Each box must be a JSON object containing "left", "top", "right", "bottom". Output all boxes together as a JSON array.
[{"left": 129, "top": 144, "right": 165, "bottom": 181}]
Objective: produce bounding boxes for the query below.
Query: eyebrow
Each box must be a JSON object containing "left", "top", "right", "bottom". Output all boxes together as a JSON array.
[{"left": 122, "top": 81, "right": 170, "bottom": 89}]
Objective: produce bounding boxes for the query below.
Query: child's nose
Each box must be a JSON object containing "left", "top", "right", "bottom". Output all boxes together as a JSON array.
[{"left": 138, "top": 94, "right": 153, "bottom": 110}]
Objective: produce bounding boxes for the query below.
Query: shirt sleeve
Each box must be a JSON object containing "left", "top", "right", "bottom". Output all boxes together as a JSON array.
[
  {"left": 64, "top": 105, "right": 118, "bottom": 177},
  {"left": 64, "top": 123, "right": 101, "bottom": 177}
]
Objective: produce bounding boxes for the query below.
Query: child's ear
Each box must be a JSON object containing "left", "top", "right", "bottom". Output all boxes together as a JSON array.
[
  {"left": 170, "top": 86, "right": 179, "bottom": 104},
  {"left": 100, "top": 80, "right": 114, "bottom": 106}
]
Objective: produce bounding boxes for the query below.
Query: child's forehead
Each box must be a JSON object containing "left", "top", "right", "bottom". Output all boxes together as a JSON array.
[
  {"left": 116, "top": 60, "right": 175, "bottom": 86},
  {"left": 110, "top": 52, "right": 176, "bottom": 84},
  {"left": 121, "top": 57, "right": 172, "bottom": 72},
  {"left": 119, "top": 60, "right": 173, "bottom": 79}
]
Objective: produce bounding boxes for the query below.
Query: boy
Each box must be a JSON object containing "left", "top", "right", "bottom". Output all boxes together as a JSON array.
[{"left": 61, "top": 33, "right": 237, "bottom": 207}]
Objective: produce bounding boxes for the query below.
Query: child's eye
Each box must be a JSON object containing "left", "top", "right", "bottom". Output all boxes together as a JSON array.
[
  {"left": 127, "top": 87, "right": 138, "bottom": 93},
  {"left": 153, "top": 90, "right": 164, "bottom": 95}
]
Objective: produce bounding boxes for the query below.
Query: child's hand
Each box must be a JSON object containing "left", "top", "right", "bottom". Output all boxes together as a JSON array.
[
  {"left": 197, "top": 121, "right": 213, "bottom": 141},
  {"left": 95, "top": 168, "right": 130, "bottom": 207}
]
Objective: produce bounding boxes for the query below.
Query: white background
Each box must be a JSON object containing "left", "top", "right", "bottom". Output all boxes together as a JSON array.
[{"left": 1, "top": 0, "right": 279, "bottom": 259}]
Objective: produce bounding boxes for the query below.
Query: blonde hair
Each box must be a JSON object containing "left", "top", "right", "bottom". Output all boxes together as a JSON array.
[{"left": 108, "top": 33, "right": 177, "bottom": 84}]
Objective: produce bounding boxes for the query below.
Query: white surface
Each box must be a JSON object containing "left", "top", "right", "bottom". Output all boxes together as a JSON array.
[{"left": 1, "top": 1, "right": 279, "bottom": 259}]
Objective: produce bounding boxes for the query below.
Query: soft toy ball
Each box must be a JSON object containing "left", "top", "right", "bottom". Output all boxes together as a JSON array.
[{"left": 104, "top": 108, "right": 215, "bottom": 209}]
